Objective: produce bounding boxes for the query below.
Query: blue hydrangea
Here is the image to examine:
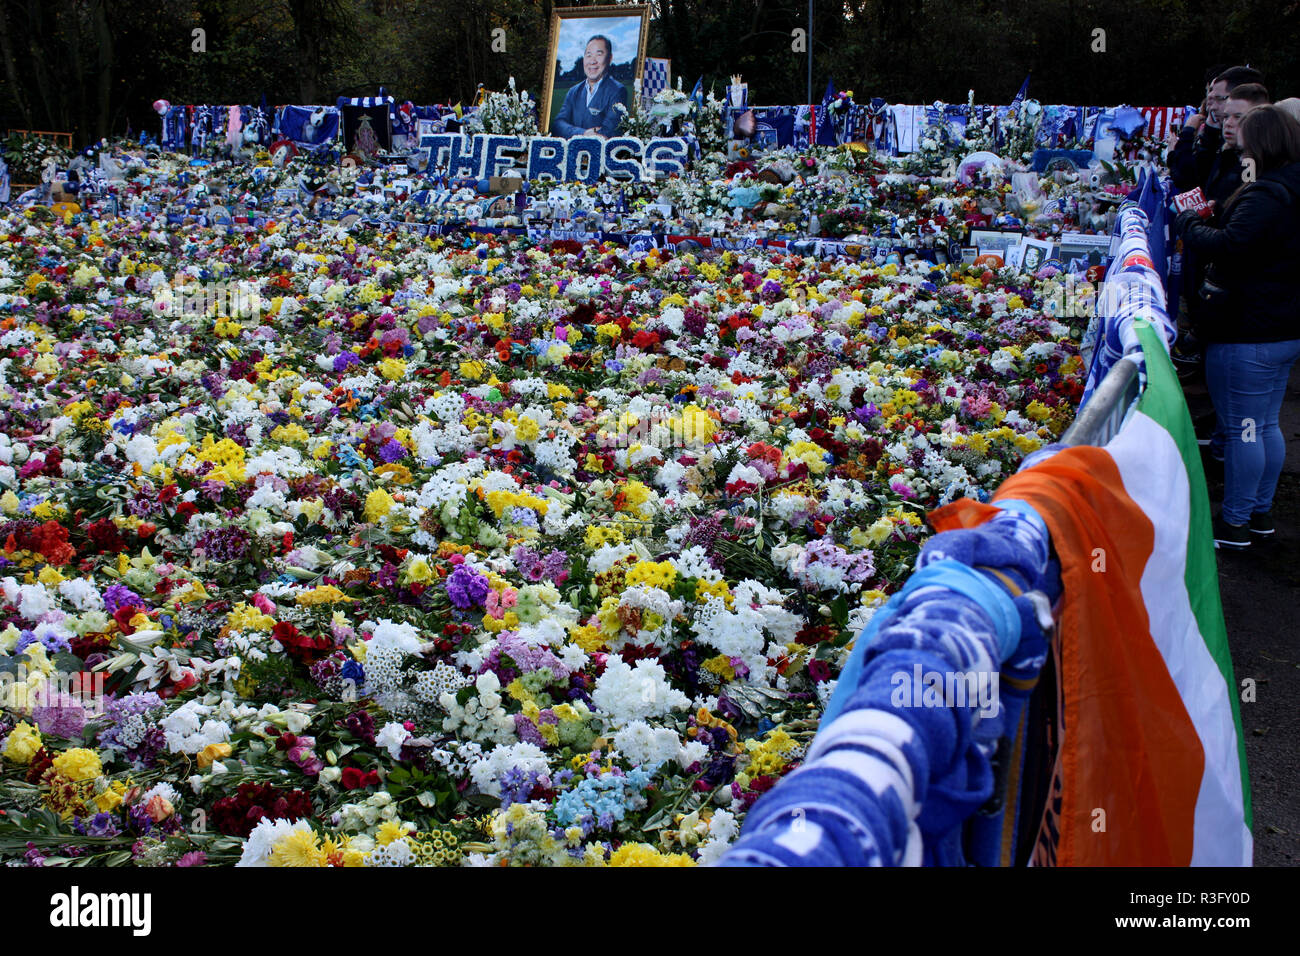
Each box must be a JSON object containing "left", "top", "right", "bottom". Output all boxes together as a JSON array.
[{"left": 553, "top": 768, "right": 653, "bottom": 835}]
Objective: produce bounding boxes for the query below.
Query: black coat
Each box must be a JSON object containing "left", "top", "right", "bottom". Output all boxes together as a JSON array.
[
  {"left": 1168, "top": 122, "right": 1222, "bottom": 193},
  {"left": 1178, "top": 161, "right": 1300, "bottom": 343},
  {"left": 1203, "top": 147, "right": 1245, "bottom": 212},
  {"left": 1180, "top": 150, "right": 1244, "bottom": 327}
]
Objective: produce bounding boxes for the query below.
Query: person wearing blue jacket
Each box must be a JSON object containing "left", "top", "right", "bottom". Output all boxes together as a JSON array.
[
  {"left": 1178, "top": 105, "right": 1300, "bottom": 549},
  {"left": 551, "top": 35, "right": 628, "bottom": 139}
]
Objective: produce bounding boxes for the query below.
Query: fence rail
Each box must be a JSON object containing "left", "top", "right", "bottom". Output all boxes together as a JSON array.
[
  {"left": 1059, "top": 356, "right": 1141, "bottom": 448},
  {"left": 7, "top": 129, "right": 73, "bottom": 148}
]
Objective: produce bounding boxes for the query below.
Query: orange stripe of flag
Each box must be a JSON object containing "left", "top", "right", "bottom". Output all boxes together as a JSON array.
[{"left": 930, "top": 445, "right": 1202, "bottom": 865}]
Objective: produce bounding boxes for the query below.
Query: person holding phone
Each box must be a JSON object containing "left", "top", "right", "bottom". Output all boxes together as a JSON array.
[
  {"left": 1171, "top": 67, "right": 1266, "bottom": 380},
  {"left": 552, "top": 35, "right": 629, "bottom": 139}
]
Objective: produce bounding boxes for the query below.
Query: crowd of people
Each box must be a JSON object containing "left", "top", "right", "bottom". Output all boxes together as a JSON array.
[{"left": 1169, "top": 65, "right": 1300, "bottom": 549}]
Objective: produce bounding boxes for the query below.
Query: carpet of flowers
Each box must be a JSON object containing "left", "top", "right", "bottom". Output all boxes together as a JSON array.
[{"left": 0, "top": 152, "right": 1092, "bottom": 866}]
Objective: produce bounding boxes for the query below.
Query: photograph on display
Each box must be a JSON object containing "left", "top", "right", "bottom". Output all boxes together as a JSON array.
[
  {"left": 1019, "top": 237, "right": 1054, "bottom": 273},
  {"left": 969, "top": 228, "right": 1027, "bottom": 255},
  {"left": 542, "top": 5, "right": 650, "bottom": 138},
  {"left": 1004, "top": 241, "right": 1025, "bottom": 271},
  {"left": 1057, "top": 231, "right": 1114, "bottom": 264}
]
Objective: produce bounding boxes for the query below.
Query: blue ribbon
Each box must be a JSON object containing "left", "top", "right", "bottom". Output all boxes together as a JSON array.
[{"left": 819, "top": 558, "right": 1023, "bottom": 727}]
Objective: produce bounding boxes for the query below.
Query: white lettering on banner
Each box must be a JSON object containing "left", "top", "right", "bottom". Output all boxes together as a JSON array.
[{"left": 417, "top": 132, "right": 690, "bottom": 182}]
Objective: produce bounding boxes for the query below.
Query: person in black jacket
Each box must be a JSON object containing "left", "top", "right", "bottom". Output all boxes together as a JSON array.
[
  {"left": 1208, "top": 83, "right": 1271, "bottom": 208},
  {"left": 1179, "top": 82, "right": 1272, "bottom": 370},
  {"left": 1177, "top": 106, "right": 1300, "bottom": 548},
  {"left": 1170, "top": 68, "right": 1266, "bottom": 381}
]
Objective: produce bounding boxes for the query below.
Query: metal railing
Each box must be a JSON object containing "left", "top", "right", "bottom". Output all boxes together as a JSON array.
[{"left": 1059, "top": 355, "right": 1142, "bottom": 447}]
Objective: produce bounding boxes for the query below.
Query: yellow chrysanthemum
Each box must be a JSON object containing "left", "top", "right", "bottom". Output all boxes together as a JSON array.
[
  {"left": 376, "top": 820, "right": 414, "bottom": 846},
  {"left": 625, "top": 561, "right": 676, "bottom": 591},
  {"left": 606, "top": 843, "right": 695, "bottom": 867},
  {"left": 364, "top": 487, "right": 396, "bottom": 523},
  {"left": 270, "top": 828, "right": 329, "bottom": 867},
  {"left": 2, "top": 722, "right": 42, "bottom": 764},
  {"left": 51, "top": 748, "right": 102, "bottom": 783}
]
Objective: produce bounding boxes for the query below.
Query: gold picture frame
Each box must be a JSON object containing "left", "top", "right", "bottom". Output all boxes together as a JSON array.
[{"left": 541, "top": 4, "right": 651, "bottom": 136}]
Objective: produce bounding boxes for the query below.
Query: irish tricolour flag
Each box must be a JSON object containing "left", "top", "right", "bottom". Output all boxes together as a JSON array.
[{"left": 933, "top": 323, "right": 1251, "bottom": 865}]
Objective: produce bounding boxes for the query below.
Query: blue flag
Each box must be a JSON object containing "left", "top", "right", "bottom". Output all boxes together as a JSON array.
[
  {"left": 1136, "top": 170, "right": 1170, "bottom": 290},
  {"left": 690, "top": 77, "right": 703, "bottom": 107},
  {"left": 817, "top": 78, "right": 839, "bottom": 145},
  {"left": 1010, "top": 74, "right": 1030, "bottom": 109}
]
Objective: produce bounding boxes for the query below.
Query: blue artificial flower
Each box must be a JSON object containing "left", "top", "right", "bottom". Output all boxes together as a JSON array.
[{"left": 341, "top": 659, "right": 365, "bottom": 684}]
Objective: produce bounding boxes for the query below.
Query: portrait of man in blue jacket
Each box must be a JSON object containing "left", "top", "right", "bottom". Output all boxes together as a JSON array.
[{"left": 551, "top": 35, "right": 628, "bottom": 139}]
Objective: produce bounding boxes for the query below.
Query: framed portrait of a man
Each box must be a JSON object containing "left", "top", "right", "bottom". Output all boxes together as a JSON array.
[{"left": 542, "top": 4, "right": 651, "bottom": 138}]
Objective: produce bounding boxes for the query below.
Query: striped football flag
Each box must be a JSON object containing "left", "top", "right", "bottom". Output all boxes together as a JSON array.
[
  {"left": 642, "top": 58, "right": 670, "bottom": 109},
  {"left": 931, "top": 322, "right": 1251, "bottom": 866}
]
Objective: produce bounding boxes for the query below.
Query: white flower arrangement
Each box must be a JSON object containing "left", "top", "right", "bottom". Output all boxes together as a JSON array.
[
  {"left": 614, "top": 77, "right": 659, "bottom": 140},
  {"left": 464, "top": 77, "right": 539, "bottom": 137},
  {"left": 2, "top": 133, "right": 72, "bottom": 183},
  {"left": 649, "top": 87, "right": 693, "bottom": 128},
  {"left": 692, "top": 91, "right": 729, "bottom": 157}
]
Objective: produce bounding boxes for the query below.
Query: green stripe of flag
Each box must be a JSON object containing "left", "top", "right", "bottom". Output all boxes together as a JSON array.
[{"left": 1135, "top": 322, "right": 1251, "bottom": 829}]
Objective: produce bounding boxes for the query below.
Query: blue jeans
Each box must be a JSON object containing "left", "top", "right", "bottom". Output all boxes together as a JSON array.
[{"left": 1204, "top": 339, "right": 1300, "bottom": 525}]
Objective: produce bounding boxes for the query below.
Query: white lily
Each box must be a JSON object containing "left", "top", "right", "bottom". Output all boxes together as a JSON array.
[{"left": 135, "top": 645, "right": 186, "bottom": 689}]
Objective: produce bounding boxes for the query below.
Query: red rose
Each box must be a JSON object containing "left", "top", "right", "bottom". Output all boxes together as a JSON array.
[
  {"left": 341, "top": 767, "right": 364, "bottom": 790},
  {"left": 113, "top": 605, "right": 141, "bottom": 635}
]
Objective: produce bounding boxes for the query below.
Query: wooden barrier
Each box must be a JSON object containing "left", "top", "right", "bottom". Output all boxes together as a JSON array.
[{"left": 8, "top": 130, "right": 73, "bottom": 149}]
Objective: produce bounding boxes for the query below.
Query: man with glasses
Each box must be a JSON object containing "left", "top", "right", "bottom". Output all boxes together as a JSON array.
[{"left": 1170, "top": 65, "right": 1261, "bottom": 192}]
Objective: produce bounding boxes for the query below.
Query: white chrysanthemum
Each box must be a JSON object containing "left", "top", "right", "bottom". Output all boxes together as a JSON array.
[
  {"left": 515, "top": 617, "right": 568, "bottom": 648},
  {"left": 678, "top": 740, "right": 709, "bottom": 770},
  {"left": 557, "top": 642, "right": 589, "bottom": 673},
  {"left": 612, "top": 721, "right": 682, "bottom": 768},
  {"left": 245, "top": 483, "right": 288, "bottom": 512},
  {"left": 691, "top": 596, "right": 767, "bottom": 661},
  {"left": 58, "top": 577, "right": 104, "bottom": 612},
  {"left": 534, "top": 436, "right": 576, "bottom": 474},
  {"left": 469, "top": 742, "right": 551, "bottom": 797},
  {"left": 376, "top": 721, "right": 410, "bottom": 760},
  {"left": 588, "top": 543, "right": 635, "bottom": 574},
  {"left": 160, "top": 700, "right": 231, "bottom": 754},
  {"left": 654, "top": 306, "right": 684, "bottom": 334},
  {"left": 124, "top": 434, "right": 159, "bottom": 471},
  {"left": 237, "top": 817, "right": 312, "bottom": 867},
  {"left": 591, "top": 658, "right": 690, "bottom": 729},
  {"left": 733, "top": 579, "right": 785, "bottom": 607},
  {"left": 670, "top": 546, "right": 722, "bottom": 583},
  {"left": 13, "top": 583, "right": 55, "bottom": 621},
  {"left": 413, "top": 661, "right": 471, "bottom": 704},
  {"left": 698, "top": 808, "right": 739, "bottom": 865},
  {"left": 369, "top": 619, "right": 423, "bottom": 656},
  {"left": 653, "top": 460, "right": 687, "bottom": 494}
]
